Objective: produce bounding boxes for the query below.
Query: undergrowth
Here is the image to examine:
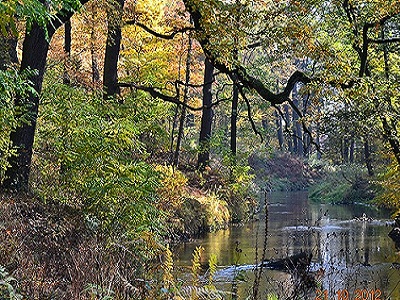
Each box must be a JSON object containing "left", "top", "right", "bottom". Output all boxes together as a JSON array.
[{"left": 309, "top": 164, "right": 374, "bottom": 204}]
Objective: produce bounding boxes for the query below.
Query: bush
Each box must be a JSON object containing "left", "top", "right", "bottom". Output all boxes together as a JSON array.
[
  {"left": 0, "top": 68, "right": 36, "bottom": 184},
  {"left": 33, "top": 83, "right": 164, "bottom": 239}
]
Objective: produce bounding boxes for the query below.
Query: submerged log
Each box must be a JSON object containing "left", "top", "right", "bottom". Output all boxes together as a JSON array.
[{"left": 260, "top": 252, "right": 312, "bottom": 272}]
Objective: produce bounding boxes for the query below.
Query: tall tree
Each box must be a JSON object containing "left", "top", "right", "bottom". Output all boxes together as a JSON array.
[
  {"left": 197, "top": 58, "right": 214, "bottom": 171},
  {"left": 63, "top": 20, "right": 72, "bottom": 85},
  {"left": 2, "top": 0, "right": 89, "bottom": 191},
  {"left": 103, "top": 0, "right": 125, "bottom": 100}
]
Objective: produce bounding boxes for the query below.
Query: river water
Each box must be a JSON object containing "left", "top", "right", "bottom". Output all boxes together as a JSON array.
[{"left": 175, "top": 191, "right": 400, "bottom": 299}]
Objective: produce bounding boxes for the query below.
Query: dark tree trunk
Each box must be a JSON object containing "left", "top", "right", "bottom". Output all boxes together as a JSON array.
[
  {"left": 103, "top": 0, "right": 125, "bottom": 100},
  {"left": 349, "top": 139, "right": 355, "bottom": 163},
  {"left": 291, "top": 84, "right": 303, "bottom": 156},
  {"left": 91, "top": 38, "right": 100, "bottom": 84},
  {"left": 342, "top": 138, "right": 349, "bottom": 163},
  {"left": 2, "top": 0, "right": 90, "bottom": 191},
  {"left": 3, "top": 22, "right": 53, "bottom": 190},
  {"left": 197, "top": 58, "right": 214, "bottom": 171},
  {"left": 231, "top": 80, "right": 239, "bottom": 156},
  {"left": 303, "top": 131, "right": 310, "bottom": 158},
  {"left": 364, "top": 139, "right": 374, "bottom": 176},
  {"left": 88, "top": 1, "right": 100, "bottom": 85},
  {"left": 63, "top": 20, "right": 72, "bottom": 85},
  {"left": 316, "top": 130, "right": 322, "bottom": 159}
]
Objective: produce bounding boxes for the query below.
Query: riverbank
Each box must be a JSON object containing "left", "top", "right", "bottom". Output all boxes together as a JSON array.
[
  {"left": 0, "top": 161, "right": 259, "bottom": 298},
  {"left": 249, "top": 152, "right": 323, "bottom": 191}
]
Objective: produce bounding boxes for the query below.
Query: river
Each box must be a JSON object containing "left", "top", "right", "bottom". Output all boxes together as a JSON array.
[{"left": 175, "top": 191, "right": 400, "bottom": 299}]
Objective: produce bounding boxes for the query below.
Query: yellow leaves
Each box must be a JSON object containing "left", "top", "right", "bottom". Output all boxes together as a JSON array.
[
  {"left": 162, "top": 244, "right": 175, "bottom": 288},
  {"left": 155, "top": 165, "right": 188, "bottom": 210},
  {"left": 191, "top": 245, "right": 204, "bottom": 287}
]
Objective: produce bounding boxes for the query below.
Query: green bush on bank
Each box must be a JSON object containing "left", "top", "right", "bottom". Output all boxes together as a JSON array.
[
  {"left": 309, "top": 164, "right": 374, "bottom": 204},
  {"left": 33, "top": 83, "right": 165, "bottom": 239}
]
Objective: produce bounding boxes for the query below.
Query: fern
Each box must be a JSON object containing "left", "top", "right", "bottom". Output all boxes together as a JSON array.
[
  {"left": 162, "top": 244, "right": 174, "bottom": 291},
  {"left": 191, "top": 246, "right": 204, "bottom": 287}
]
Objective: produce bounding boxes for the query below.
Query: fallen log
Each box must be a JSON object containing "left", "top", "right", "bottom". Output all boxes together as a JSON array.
[{"left": 260, "top": 252, "right": 312, "bottom": 272}]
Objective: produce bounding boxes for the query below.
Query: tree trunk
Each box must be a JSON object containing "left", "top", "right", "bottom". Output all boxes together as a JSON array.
[
  {"left": 231, "top": 79, "right": 239, "bottom": 156},
  {"left": 3, "top": 22, "right": 53, "bottom": 190},
  {"left": 91, "top": 38, "right": 100, "bottom": 84},
  {"left": 88, "top": 1, "right": 100, "bottom": 85},
  {"left": 342, "top": 138, "right": 349, "bottom": 163},
  {"left": 274, "top": 111, "right": 284, "bottom": 151},
  {"left": 291, "top": 84, "right": 303, "bottom": 156},
  {"left": 284, "top": 104, "right": 293, "bottom": 153},
  {"left": 173, "top": 30, "right": 193, "bottom": 167},
  {"left": 63, "top": 20, "right": 72, "bottom": 85},
  {"left": 2, "top": 0, "right": 90, "bottom": 191},
  {"left": 349, "top": 139, "right": 355, "bottom": 163},
  {"left": 364, "top": 139, "right": 374, "bottom": 176},
  {"left": 197, "top": 58, "right": 214, "bottom": 171},
  {"left": 103, "top": 0, "right": 125, "bottom": 100}
]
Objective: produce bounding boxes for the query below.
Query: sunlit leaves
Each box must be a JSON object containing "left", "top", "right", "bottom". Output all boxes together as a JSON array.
[
  {"left": 34, "top": 82, "right": 165, "bottom": 238},
  {"left": 0, "top": 0, "right": 85, "bottom": 38}
]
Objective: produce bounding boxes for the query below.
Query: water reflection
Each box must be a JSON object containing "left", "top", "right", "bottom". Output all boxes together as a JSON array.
[{"left": 176, "top": 191, "right": 400, "bottom": 299}]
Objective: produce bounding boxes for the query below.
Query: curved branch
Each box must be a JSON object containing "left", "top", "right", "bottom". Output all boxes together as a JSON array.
[
  {"left": 183, "top": 0, "right": 311, "bottom": 107},
  {"left": 117, "top": 81, "right": 229, "bottom": 111},
  {"left": 238, "top": 86, "right": 264, "bottom": 142},
  {"left": 125, "top": 20, "right": 195, "bottom": 39}
]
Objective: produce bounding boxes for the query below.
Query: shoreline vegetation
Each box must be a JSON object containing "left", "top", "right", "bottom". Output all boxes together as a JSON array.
[{"left": 2, "top": 152, "right": 398, "bottom": 298}]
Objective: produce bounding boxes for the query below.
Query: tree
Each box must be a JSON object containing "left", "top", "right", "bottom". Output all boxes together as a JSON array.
[
  {"left": 2, "top": 0, "right": 89, "bottom": 191},
  {"left": 103, "top": 0, "right": 125, "bottom": 100},
  {"left": 197, "top": 58, "right": 214, "bottom": 170}
]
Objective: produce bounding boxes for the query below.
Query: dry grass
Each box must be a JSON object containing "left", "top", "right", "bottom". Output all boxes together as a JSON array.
[{"left": 0, "top": 192, "right": 157, "bottom": 299}]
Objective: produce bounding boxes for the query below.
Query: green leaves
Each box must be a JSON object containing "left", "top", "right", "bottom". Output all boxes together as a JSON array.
[
  {"left": 35, "top": 82, "right": 165, "bottom": 238},
  {"left": 0, "top": 67, "right": 36, "bottom": 183}
]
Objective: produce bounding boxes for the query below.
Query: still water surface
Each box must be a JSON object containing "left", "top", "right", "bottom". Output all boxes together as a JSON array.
[{"left": 176, "top": 191, "right": 400, "bottom": 299}]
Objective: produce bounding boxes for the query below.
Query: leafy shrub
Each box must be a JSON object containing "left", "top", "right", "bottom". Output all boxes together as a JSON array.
[
  {"left": 155, "top": 165, "right": 188, "bottom": 211},
  {"left": 33, "top": 83, "right": 164, "bottom": 238},
  {"left": 309, "top": 164, "right": 369, "bottom": 204},
  {"left": 375, "top": 160, "right": 400, "bottom": 215},
  {"left": 0, "top": 68, "right": 36, "bottom": 184}
]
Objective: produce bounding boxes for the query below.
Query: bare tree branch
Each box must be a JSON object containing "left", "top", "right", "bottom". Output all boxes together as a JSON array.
[
  {"left": 125, "top": 20, "right": 195, "bottom": 39},
  {"left": 369, "top": 37, "right": 400, "bottom": 44},
  {"left": 117, "top": 81, "right": 229, "bottom": 111},
  {"left": 237, "top": 85, "right": 264, "bottom": 142}
]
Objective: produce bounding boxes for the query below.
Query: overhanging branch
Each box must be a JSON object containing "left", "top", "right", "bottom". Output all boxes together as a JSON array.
[
  {"left": 117, "top": 81, "right": 228, "bottom": 111},
  {"left": 237, "top": 85, "right": 264, "bottom": 142},
  {"left": 125, "top": 20, "right": 195, "bottom": 39},
  {"left": 369, "top": 37, "right": 400, "bottom": 44}
]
